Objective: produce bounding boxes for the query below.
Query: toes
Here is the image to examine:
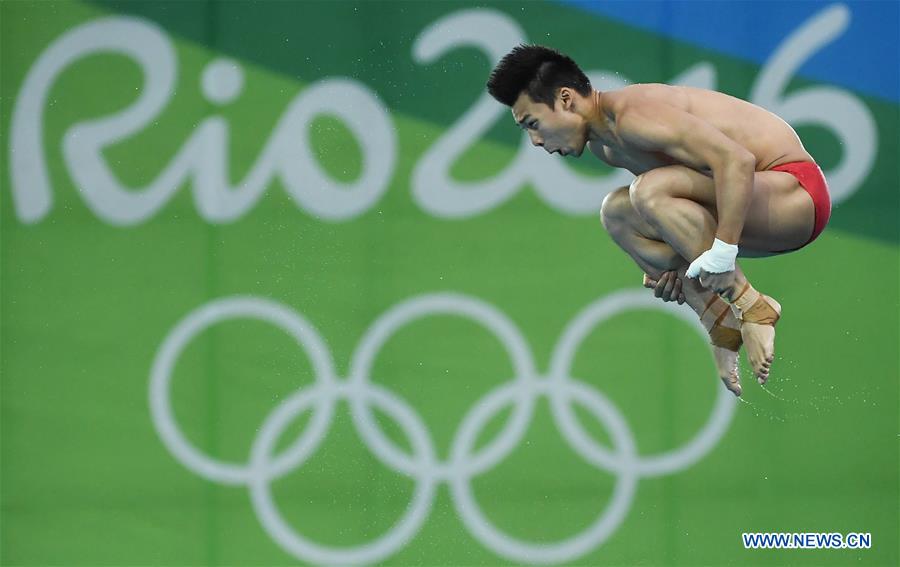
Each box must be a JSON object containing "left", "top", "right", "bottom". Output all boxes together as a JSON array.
[
  {"left": 757, "top": 363, "right": 771, "bottom": 384},
  {"left": 749, "top": 360, "right": 768, "bottom": 383},
  {"left": 722, "top": 378, "right": 742, "bottom": 396},
  {"left": 749, "top": 355, "right": 763, "bottom": 374},
  {"left": 721, "top": 373, "right": 742, "bottom": 397}
]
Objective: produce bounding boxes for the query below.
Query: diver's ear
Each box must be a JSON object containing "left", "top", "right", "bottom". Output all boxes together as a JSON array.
[{"left": 559, "top": 87, "right": 574, "bottom": 111}]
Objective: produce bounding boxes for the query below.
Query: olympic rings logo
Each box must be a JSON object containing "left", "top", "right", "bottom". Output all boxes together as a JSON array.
[{"left": 149, "top": 290, "right": 736, "bottom": 565}]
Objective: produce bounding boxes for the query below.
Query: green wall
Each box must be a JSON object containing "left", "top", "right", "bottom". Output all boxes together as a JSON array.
[{"left": 2, "top": 1, "right": 897, "bottom": 565}]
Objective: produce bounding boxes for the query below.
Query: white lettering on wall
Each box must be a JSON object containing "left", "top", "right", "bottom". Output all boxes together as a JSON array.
[
  {"left": 11, "top": 17, "right": 396, "bottom": 225},
  {"left": 9, "top": 5, "right": 876, "bottom": 225}
]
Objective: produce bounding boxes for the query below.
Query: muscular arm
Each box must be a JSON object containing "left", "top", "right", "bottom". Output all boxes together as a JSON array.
[{"left": 616, "top": 99, "right": 756, "bottom": 245}]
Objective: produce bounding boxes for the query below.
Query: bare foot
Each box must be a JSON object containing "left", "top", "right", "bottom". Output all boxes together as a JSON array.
[
  {"left": 645, "top": 272, "right": 743, "bottom": 396},
  {"left": 713, "top": 345, "right": 742, "bottom": 396},
  {"left": 738, "top": 295, "right": 781, "bottom": 384},
  {"left": 709, "top": 304, "right": 743, "bottom": 396}
]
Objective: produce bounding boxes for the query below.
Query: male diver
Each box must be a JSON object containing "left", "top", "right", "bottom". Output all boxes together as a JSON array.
[{"left": 487, "top": 45, "right": 831, "bottom": 396}]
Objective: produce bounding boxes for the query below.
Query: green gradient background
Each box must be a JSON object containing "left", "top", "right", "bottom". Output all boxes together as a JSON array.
[{"left": 1, "top": 1, "right": 897, "bottom": 565}]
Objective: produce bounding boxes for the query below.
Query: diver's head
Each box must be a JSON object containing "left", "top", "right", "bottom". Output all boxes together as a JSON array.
[{"left": 487, "top": 44, "right": 593, "bottom": 157}]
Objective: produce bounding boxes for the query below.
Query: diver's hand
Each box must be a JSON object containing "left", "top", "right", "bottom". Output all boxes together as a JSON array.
[{"left": 643, "top": 272, "right": 686, "bottom": 304}]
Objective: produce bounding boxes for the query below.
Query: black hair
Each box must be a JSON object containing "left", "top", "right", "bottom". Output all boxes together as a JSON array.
[{"left": 486, "top": 44, "right": 592, "bottom": 108}]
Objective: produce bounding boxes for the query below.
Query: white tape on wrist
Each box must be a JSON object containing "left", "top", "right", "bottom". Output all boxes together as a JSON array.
[
  {"left": 686, "top": 238, "right": 738, "bottom": 277},
  {"left": 705, "top": 238, "right": 739, "bottom": 273}
]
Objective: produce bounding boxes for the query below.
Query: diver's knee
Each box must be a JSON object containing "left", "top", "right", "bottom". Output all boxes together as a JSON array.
[
  {"left": 629, "top": 172, "right": 668, "bottom": 220},
  {"left": 600, "top": 186, "right": 633, "bottom": 231}
]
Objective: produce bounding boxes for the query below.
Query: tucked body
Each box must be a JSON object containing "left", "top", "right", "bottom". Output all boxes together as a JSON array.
[{"left": 487, "top": 46, "right": 832, "bottom": 395}]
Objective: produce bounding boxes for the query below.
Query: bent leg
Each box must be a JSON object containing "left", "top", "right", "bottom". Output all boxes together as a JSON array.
[
  {"left": 628, "top": 165, "right": 815, "bottom": 256},
  {"left": 600, "top": 186, "right": 745, "bottom": 395},
  {"left": 602, "top": 182, "right": 751, "bottom": 302},
  {"left": 600, "top": 186, "right": 684, "bottom": 278},
  {"left": 628, "top": 166, "right": 791, "bottom": 381}
]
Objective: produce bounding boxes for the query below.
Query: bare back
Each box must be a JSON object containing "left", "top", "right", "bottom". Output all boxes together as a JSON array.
[{"left": 590, "top": 84, "right": 814, "bottom": 175}]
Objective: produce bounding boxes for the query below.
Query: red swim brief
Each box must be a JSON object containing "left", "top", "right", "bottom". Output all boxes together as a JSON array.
[{"left": 770, "top": 161, "right": 831, "bottom": 248}]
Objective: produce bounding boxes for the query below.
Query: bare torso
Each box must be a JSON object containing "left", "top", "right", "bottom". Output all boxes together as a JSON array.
[{"left": 588, "top": 84, "right": 814, "bottom": 175}]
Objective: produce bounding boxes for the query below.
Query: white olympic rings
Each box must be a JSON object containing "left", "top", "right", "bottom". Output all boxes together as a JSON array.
[{"left": 149, "top": 290, "right": 735, "bottom": 565}]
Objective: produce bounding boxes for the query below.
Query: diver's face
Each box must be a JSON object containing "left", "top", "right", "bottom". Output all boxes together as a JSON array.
[{"left": 511, "top": 88, "right": 589, "bottom": 157}]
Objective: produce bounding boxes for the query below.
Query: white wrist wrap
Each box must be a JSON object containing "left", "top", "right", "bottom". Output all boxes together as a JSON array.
[
  {"left": 704, "top": 238, "right": 739, "bottom": 273},
  {"left": 686, "top": 238, "right": 739, "bottom": 277}
]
